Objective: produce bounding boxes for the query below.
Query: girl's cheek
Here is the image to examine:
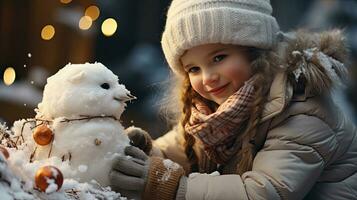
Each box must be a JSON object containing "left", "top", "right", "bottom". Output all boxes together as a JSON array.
[
  {"left": 224, "top": 65, "right": 242, "bottom": 78},
  {"left": 226, "top": 66, "right": 239, "bottom": 74},
  {"left": 226, "top": 63, "right": 251, "bottom": 78},
  {"left": 190, "top": 78, "right": 204, "bottom": 94}
]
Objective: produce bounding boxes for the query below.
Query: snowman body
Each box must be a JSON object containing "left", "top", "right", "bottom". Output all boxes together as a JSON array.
[
  {"left": 34, "top": 118, "right": 129, "bottom": 185},
  {"left": 31, "top": 62, "right": 132, "bottom": 186}
]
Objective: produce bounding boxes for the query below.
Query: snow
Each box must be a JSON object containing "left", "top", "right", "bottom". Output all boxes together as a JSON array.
[
  {"left": 292, "top": 50, "right": 302, "bottom": 57},
  {"left": 209, "top": 171, "right": 220, "bottom": 176},
  {"left": 291, "top": 48, "right": 346, "bottom": 87},
  {"left": 291, "top": 50, "right": 306, "bottom": 82},
  {"left": 0, "top": 188, "right": 13, "bottom": 200},
  {"left": 38, "top": 62, "right": 132, "bottom": 119},
  {"left": 45, "top": 179, "right": 58, "bottom": 193},
  {"left": 0, "top": 123, "right": 11, "bottom": 135},
  {"left": 188, "top": 171, "right": 221, "bottom": 179},
  {"left": 0, "top": 155, "right": 36, "bottom": 200},
  {"left": 311, "top": 50, "right": 345, "bottom": 88},
  {"left": 291, "top": 48, "right": 355, "bottom": 122},
  {"left": 163, "top": 159, "right": 180, "bottom": 170},
  {"left": 1, "top": 63, "right": 136, "bottom": 199},
  {"left": 78, "top": 165, "right": 87, "bottom": 173},
  {"left": 160, "top": 159, "right": 181, "bottom": 182},
  {"left": 292, "top": 66, "right": 305, "bottom": 82},
  {"left": 51, "top": 167, "right": 59, "bottom": 177}
]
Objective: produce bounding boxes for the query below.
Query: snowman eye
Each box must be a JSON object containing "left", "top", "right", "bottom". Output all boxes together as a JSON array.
[{"left": 100, "top": 83, "right": 110, "bottom": 90}]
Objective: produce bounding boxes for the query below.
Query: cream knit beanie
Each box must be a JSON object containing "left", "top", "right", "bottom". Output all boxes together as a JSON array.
[{"left": 161, "top": 0, "right": 280, "bottom": 75}]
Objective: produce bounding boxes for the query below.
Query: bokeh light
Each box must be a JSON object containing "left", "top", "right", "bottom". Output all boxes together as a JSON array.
[
  {"left": 60, "top": 0, "right": 72, "bottom": 4},
  {"left": 41, "top": 25, "right": 55, "bottom": 40},
  {"left": 101, "top": 18, "right": 117, "bottom": 37},
  {"left": 85, "top": 5, "right": 100, "bottom": 21},
  {"left": 3, "top": 67, "right": 16, "bottom": 86},
  {"left": 79, "top": 16, "right": 92, "bottom": 30}
]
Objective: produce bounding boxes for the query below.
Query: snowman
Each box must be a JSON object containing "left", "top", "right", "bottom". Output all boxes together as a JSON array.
[{"left": 12, "top": 62, "right": 135, "bottom": 187}]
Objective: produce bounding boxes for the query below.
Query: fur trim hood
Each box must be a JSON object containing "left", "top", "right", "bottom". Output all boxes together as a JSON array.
[
  {"left": 261, "top": 30, "right": 350, "bottom": 121},
  {"left": 280, "top": 29, "right": 349, "bottom": 96}
]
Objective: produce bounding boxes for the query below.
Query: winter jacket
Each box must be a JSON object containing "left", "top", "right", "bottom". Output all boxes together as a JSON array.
[{"left": 152, "top": 30, "right": 357, "bottom": 200}]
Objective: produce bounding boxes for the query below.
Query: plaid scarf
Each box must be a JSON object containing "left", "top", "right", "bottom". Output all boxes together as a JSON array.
[{"left": 185, "top": 78, "right": 255, "bottom": 164}]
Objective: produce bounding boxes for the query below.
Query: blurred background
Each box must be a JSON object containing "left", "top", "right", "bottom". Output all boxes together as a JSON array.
[{"left": 1, "top": 0, "right": 356, "bottom": 138}]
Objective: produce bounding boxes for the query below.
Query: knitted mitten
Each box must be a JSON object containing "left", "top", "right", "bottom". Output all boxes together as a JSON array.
[{"left": 143, "top": 157, "right": 186, "bottom": 200}]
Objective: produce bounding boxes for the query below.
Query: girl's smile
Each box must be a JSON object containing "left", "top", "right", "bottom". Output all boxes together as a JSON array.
[{"left": 207, "top": 82, "right": 230, "bottom": 96}]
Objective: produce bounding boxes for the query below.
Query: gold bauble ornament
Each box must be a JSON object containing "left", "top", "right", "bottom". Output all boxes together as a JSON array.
[
  {"left": 35, "top": 165, "right": 63, "bottom": 192},
  {"left": 33, "top": 124, "right": 53, "bottom": 146}
]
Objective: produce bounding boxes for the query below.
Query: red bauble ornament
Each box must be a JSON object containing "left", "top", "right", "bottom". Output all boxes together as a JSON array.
[
  {"left": 35, "top": 166, "right": 63, "bottom": 193},
  {"left": 33, "top": 124, "right": 53, "bottom": 146},
  {"left": 0, "top": 146, "right": 9, "bottom": 159}
]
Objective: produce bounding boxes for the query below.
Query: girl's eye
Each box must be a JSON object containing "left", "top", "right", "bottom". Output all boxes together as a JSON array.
[
  {"left": 213, "top": 55, "right": 226, "bottom": 63},
  {"left": 100, "top": 83, "right": 110, "bottom": 90},
  {"left": 188, "top": 66, "right": 200, "bottom": 74}
]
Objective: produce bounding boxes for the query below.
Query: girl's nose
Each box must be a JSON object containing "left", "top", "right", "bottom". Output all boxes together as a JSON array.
[{"left": 202, "top": 70, "right": 219, "bottom": 85}]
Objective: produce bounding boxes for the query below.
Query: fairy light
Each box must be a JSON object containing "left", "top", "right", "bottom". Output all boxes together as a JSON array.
[
  {"left": 85, "top": 5, "right": 100, "bottom": 21},
  {"left": 101, "top": 18, "right": 117, "bottom": 37},
  {"left": 41, "top": 25, "right": 55, "bottom": 40},
  {"left": 79, "top": 16, "right": 92, "bottom": 30},
  {"left": 3, "top": 67, "right": 16, "bottom": 86}
]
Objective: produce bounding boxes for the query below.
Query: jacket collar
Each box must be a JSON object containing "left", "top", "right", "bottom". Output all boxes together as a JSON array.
[{"left": 260, "top": 71, "right": 292, "bottom": 122}]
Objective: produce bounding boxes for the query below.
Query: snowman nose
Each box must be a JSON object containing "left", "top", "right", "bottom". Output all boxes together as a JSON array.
[{"left": 114, "top": 93, "right": 136, "bottom": 102}]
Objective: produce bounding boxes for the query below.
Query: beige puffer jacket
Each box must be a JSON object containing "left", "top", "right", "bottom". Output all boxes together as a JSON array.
[{"left": 152, "top": 30, "right": 357, "bottom": 200}]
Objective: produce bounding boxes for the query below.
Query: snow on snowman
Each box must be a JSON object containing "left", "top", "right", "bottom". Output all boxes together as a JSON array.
[{"left": 1, "top": 62, "right": 138, "bottom": 198}]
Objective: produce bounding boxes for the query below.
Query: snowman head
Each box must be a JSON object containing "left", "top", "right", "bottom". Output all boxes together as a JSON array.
[{"left": 37, "top": 63, "right": 134, "bottom": 119}]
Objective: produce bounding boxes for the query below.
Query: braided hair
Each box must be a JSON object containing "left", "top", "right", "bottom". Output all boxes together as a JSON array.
[{"left": 160, "top": 46, "right": 281, "bottom": 174}]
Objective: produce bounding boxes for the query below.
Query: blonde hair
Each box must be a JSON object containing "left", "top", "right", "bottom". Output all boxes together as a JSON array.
[{"left": 160, "top": 46, "right": 282, "bottom": 174}]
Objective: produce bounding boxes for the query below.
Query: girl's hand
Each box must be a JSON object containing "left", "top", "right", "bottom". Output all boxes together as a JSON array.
[
  {"left": 110, "top": 146, "right": 186, "bottom": 200},
  {"left": 109, "top": 146, "right": 149, "bottom": 197},
  {"left": 125, "top": 126, "right": 152, "bottom": 155}
]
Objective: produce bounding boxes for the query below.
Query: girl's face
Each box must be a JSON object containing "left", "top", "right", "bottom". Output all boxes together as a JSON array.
[{"left": 181, "top": 43, "right": 252, "bottom": 105}]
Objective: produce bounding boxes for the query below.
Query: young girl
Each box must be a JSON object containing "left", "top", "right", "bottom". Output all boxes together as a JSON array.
[{"left": 109, "top": 0, "right": 357, "bottom": 199}]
